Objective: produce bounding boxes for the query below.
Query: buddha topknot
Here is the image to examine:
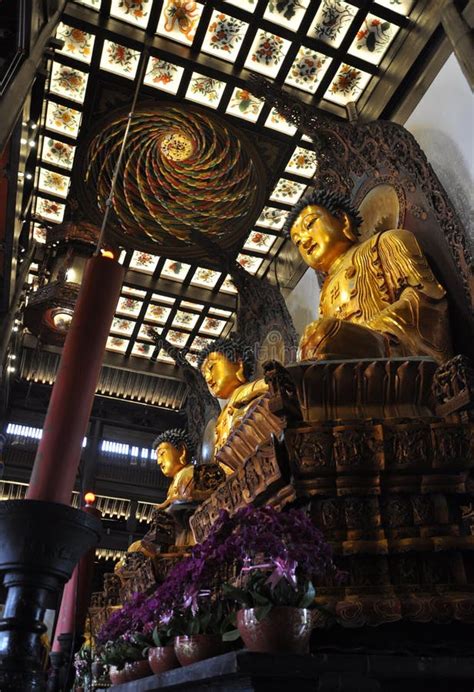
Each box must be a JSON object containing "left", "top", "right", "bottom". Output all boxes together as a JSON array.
[
  {"left": 283, "top": 189, "right": 363, "bottom": 238},
  {"left": 152, "top": 428, "right": 195, "bottom": 457}
]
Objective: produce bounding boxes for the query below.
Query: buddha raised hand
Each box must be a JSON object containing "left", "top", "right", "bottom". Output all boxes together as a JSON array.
[{"left": 285, "top": 190, "right": 452, "bottom": 364}]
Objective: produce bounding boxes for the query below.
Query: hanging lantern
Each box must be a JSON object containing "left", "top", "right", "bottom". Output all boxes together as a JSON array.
[{"left": 23, "top": 220, "right": 101, "bottom": 345}]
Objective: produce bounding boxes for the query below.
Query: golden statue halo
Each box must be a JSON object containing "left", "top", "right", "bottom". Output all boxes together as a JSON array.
[{"left": 358, "top": 184, "right": 400, "bottom": 241}]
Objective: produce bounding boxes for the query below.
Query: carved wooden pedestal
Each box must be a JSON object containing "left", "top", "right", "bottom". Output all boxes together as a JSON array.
[{"left": 190, "top": 357, "right": 474, "bottom": 629}]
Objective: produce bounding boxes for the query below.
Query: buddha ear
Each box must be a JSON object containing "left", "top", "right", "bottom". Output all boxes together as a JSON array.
[
  {"left": 340, "top": 211, "right": 358, "bottom": 242},
  {"left": 178, "top": 444, "right": 188, "bottom": 466},
  {"left": 236, "top": 358, "right": 247, "bottom": 384}
]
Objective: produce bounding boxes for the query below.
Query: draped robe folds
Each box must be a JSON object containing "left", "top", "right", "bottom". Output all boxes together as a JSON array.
[{"left": 299, "top": 229, "right": 452, "bottom": 364}]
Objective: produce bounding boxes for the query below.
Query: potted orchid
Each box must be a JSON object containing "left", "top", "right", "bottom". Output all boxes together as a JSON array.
[
  {"left": 142, "top": 621, "right": 180, "bottom": 675},
  {"left": 73, "top": 648, "right": 90, "bottom": 691},
  {"left": 134, "top": 558, "right": 234, "bottom": 667},
  {"left": 206, "top": 506, "right": 341, "bottom": 653},
  {"left": 98, "top": 506, "right": 340, "bottom": 668},
  {"left": 99, "top": 632, "right": 150, "bottom": 684}
]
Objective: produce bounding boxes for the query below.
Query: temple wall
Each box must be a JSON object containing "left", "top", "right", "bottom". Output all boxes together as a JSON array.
[
  {"left": 405, "top": 54, "right": 474, "bottom": 241},
  {"left": 284, "top": 267, "right": 320, "bottom": 341}
]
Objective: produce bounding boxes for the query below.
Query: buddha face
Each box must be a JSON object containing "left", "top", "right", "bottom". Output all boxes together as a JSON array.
[
  {"left": 201, "top": 351, "right": 245, "bottom": 399},
  {"left": 156, "top": 441, "right": 187, "bottom": 478},
  {"left": 290, "top": 204, "right": 355, "bottom": 273}
]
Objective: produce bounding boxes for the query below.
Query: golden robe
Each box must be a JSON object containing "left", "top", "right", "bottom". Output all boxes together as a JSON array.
[{"left": 300, "top": 229, "right": 452, "bottom": 364}]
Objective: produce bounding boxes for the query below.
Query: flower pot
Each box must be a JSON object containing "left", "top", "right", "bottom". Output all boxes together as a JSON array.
[
  {"left": 148, "top": 645, "right": 180, "bottom": 674},
  {"left": 92, "top": 661, "right": 105, "bottom": 679},
  {"left": 174, "top": 634, "right": 224, "bottom": 666},
  {"left": 109, "top": 665, "right": 128, "bottom": 685},
  {"left": 125, "top": 659, "right": 152, "bottom": 680},
  {"left": 237, "top": 607, "right": 312, "bottom": 654}
]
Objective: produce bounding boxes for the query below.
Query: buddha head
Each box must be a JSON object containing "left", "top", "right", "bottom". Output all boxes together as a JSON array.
[
  {"left": 153, "top": 428, "right": 194, "bottom": 478},
  {"left": 197, "top": 335, "right": 255, "bottom": 399},
  {"left": 284, "top": 190, "right": 362, "bottom": 273}
]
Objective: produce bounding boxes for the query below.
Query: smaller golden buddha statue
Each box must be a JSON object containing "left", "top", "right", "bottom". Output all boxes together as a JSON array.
[
  {"left": 154, "top": 429, "right": 197, "bottom": 510},
  {"left": 198, "top": 335, "right": 269, "bottom": 468},
  {"left": 285, "top": 190, "right": 452, "bottom": 364}
]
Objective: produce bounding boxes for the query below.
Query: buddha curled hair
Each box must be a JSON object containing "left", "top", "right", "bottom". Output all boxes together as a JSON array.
[
  {"left": 152, "top": 428, "right": 195, "bottom": 457},
  {"left": 282, "top": 189, "right": 363, "bottom": 238},
  {"left": 197, "top": 334, "right": 255, "bottom": 380}
]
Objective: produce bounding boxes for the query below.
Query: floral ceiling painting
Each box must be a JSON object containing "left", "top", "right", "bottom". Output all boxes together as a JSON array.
[
  {"left": 325, "top": 62, "right": 372, "bottom": 105},
  {"left": 56, "top": 23, "right": 95, "bottom": 63},
  {"left": 100, "top": 40, "right": 141, "bottom": 78},
  {"left": 245, "top": 30, "right": 291, "bottom": 78},
  {"left": 202, "top": 11, "right": 248, "bottom": 62},
  {"left": 145, "top": 304, "right": 172, "bottom": 324},
  {"left": 186, "top": 74, "right": 226, "bottom": 108},
  {"left": 263, "top": 0, "right": 310, "bottom": 31},
  {"left": 308, "top": 0, "right": 356, "bottom": 48},
  {"left": 244, "top": 230, "right": 277, "bottom": 254},
  {"left": 190, "top": 267, "right": 221, "bottom": 289},
  {"left": 270, "top": 178, "right": 307, "bottom": 204},
  {"left": 50, "top": 62, "right": 89, "bottom": 102},
  {"left": 45, "top": 102, "right": 82, "bottom": 137},
  {"left": 285, "top": 147, "right": 318, "bottom": 178},
  {"left": 285, "top": 48, "right": 330, "bottom": 94},
  {"left": 156, "top": 0, "right": 204, "bottom": 46},
  {"left": 110, "top": 0, "right": 151, "bottom": 28},
  {"left": 265, "top": 108, "right": 298, "bottom": 136},
  {"left": 226, "top": 88, "right": 264, "bottom": 123},
  {"left": 144, "top": 57, "right": 184, "bottom": 93},
  {"left": 129, "top": 251, "right": 160, "bottom": 274},
  {"left": 256, "top": 206, "right": 289, "bottom": 230},
  {"left": 349, "top": 13, "right": 399, "bottom": 65},
  {"left": 41, "top": 138, "right": 76, "bottom": 170},
  {"left": 38, "top": 169, "right": 70, "bottom": 199}
]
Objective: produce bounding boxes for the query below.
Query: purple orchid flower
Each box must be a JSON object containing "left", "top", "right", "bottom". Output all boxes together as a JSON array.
[{"left": 266, "top": 557, "right": 298, "bottom": 590}]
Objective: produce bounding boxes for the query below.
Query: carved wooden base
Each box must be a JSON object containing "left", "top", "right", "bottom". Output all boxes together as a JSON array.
[{"left": 189, "top": 356, "right": 474, "bottom": 627}]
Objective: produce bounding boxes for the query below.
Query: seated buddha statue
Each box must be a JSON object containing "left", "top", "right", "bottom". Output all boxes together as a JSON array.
[
  {"left": 285, "top": 190, "right": 452, "bottom": 364},
  {"left": 197, "top": 335, "right": 269, "bottom": 468},
  {"left": 154, "top": 428, "right": 197, "bottom": 510}
]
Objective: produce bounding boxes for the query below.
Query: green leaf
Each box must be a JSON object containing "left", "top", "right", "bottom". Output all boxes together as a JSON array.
[
  {"left": 222, "top": 584, "right": 252, "bottom": 607},
  {"left": 299, "top": 581, "right": 316, "bottom": 608},
  {"left": 366, "top": 33, "right": 376, "bottom": 52},
  {"left": 255, "top": 603, "right": 273, "bottom": 622},
  {"left": 252, "top": 591, "right": 271, "bottom": 606},
  {"left": 222, "top": 628, "right": 241, "bottom": 642}
]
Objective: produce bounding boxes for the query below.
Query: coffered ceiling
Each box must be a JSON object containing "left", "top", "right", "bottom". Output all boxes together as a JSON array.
[{"left": 11, "top": 0, "right": 446, "bottom": 407}]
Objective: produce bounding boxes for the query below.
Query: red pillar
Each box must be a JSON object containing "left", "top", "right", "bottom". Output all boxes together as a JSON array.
[
  {"left": 27, "top": 255, "right": 124, "bottom": 503},
  {"left": 52, "top": 566, "right": 79, "bottom": 653},
  {"left": 52, "top": 502, "right": 101, "bottom": 651}
]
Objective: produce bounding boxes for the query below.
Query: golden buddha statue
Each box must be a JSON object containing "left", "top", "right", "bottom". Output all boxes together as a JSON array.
[
  {"left": 198, "top": 335, "right": 269, "bottom": 467},
  {"left": 285, "top": 190, "right": 452, "bottom": 364},
  {"left": 154, "top": 429, "right": 197, "bottom": 510}
]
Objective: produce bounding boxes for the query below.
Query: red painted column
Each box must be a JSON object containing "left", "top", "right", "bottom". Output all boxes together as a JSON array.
[
  {"left": 52, "top": 566, "right": 78, "bottom": 653},
  {"left": 27, "top": 255, "right": 124, "bottom": 503},
  {"left": 52, "top": 501, "right": 102, "bottom": 651}
]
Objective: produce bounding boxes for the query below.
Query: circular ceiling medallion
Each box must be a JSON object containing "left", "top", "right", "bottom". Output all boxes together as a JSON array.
[
  {"left": 76, "top": 103, "right": 266, "bottom": 260},
  {"left": 159, "top": 130, "right": 196, "bottom": 162}
]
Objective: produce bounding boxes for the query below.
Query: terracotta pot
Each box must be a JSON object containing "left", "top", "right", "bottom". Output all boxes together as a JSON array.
[
  {"left": 237, "top": 607, "right": 312, "bottom": 654},
  {"left": 109, "top": 665, "right": 128, "bottom": 685},
  {"left": 125, "top": 659, "right": 152, "bottom": 680},
  {"left": 148, "top": 645, "right": 180, "bottom": 674},
  {"left": 174, "top": 634, "right": 224, "bottom": 666}
]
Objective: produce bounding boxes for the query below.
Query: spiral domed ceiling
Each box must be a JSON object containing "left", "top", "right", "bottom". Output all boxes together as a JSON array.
[{"left": 78, "top": 104, "right": 265, "bottom": 259}]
